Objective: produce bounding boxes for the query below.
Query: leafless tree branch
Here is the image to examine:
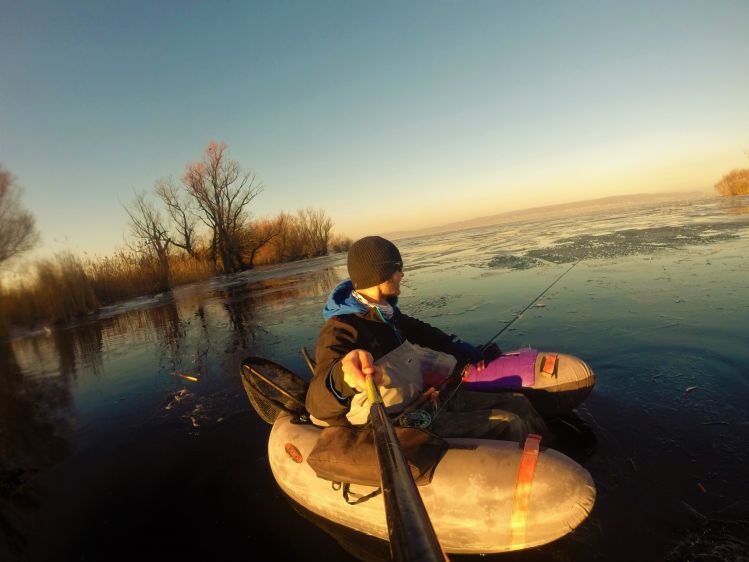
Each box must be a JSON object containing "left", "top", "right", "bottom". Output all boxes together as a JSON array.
[
  {"left": 155, "top": 177, "right": 199, "bottom": 257},
  {"left": 180, "top": 142, "right": 262, "bottom": 272},
  {"left": 123, "top": 191, "right": 172, "bottom": 291},
  {"left": 0, "top": 166, "right": 39, "bottom": 265}
]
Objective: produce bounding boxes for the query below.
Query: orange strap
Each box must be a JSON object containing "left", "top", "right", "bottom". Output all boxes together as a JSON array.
[
  {"left": 511, "top": 434, "right": 542, "bottom": 546},
  {"left": 542, "top": 353, "right": 558, "bottom": 375}
]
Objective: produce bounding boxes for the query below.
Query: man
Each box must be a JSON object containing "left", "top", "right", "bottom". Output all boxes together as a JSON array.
[{"left": 305, "top": 235, "right": 548, "bottom": 441}]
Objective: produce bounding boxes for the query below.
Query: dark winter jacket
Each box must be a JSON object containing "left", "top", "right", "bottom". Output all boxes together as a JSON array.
[{"left": 305, "top": 280, "right": 479, "bottom": 425}]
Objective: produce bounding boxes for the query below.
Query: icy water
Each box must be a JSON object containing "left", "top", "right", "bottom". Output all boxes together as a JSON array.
[{"left": 2, "top": 195, "right": 748, "bottom": 562}]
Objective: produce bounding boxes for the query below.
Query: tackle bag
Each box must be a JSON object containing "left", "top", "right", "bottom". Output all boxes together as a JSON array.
[{"left": 307, "top": 424, "right": 448, "bottom": 488}]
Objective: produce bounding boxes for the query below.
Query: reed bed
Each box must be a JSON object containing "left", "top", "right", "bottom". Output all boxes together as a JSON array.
[
  {"left": 1, "top": 230, "right": 349, "bottom": 334},
  {"left": 1, "top": 251, "right": 216, "bottom": 331}
]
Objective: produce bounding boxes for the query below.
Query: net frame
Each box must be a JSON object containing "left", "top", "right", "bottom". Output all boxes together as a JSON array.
[{"left": 240, "top": 356, "right": 309, "bottom": 424}]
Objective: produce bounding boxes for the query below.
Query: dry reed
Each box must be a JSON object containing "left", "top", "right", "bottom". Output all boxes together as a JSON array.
[
  {"left": 1, "top": 219, "right": 348, "bottom": 332},
  {"left": 1, "top": 251, "right": 216, "bottom": 331}
]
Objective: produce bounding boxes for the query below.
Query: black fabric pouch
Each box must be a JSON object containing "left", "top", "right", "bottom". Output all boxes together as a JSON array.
[{"left": 307, "top": 424, "right": 448, "bottom": 487}]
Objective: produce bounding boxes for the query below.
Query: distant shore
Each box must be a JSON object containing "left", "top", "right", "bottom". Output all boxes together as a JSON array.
[{"left": 383, "top": 190, "right": 713, "bottom": 240}]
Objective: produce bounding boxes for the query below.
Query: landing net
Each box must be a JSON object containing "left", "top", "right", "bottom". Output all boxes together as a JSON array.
[{"left": 240, "top": 356, "right": 309, "bottom": 424}]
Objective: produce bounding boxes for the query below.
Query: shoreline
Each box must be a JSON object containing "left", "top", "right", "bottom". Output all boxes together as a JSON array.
[{"left": 382, "top": 190, "right": 714, "bottom": 240}]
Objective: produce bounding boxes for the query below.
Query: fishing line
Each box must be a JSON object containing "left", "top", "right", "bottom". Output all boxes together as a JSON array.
[
  {"left": 480, "top": 260, "right": 580, "bottom": 351},
  {"left": 433, "top": 260, "right": 580, "bottom": 422}
]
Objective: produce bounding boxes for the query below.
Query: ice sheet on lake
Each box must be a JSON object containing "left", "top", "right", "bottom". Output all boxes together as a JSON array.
[
  {"left": 487, "top": 222, "right": 743, "bottom": 268},
  {"left": 486, "top": 254, "right": 543, "bottom": 269}
]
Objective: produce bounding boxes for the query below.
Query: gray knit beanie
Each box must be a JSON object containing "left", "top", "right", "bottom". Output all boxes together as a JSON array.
[{"left": 347, "top": 236, "right": 403, "bottom": 290}]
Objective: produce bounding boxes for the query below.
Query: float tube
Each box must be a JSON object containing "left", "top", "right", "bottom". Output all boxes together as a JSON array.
[
  {"left": 243, "top": 355, "right": 596, "bottom": 554},
  {"left": 424, "top": 347, "right": 596, "bottom": 417},
  {"left": 269, "top": 411, "right": 595, "bottom": 554}
]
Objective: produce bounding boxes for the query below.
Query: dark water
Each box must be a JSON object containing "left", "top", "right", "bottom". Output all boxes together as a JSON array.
[{"left": 2, "top": 195, "right": 749, "bottom": 562}]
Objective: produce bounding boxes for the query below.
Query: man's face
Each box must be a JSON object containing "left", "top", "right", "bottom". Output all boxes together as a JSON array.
[{"left": 380, "top": 269, "right": 404, "bottom": 297}]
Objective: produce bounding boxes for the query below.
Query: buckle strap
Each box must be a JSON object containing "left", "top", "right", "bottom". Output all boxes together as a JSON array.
[
  {"left": 342, "top": 482, "right": 383, "bottom": 505},
  {"left": 541, "top": 353, "right": 558, "bottom": 377},
  {"left": 511, "top": 434, "right": 542, "bottom": 546}
]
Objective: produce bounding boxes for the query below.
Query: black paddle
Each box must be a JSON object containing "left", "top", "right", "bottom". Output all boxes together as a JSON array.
[{"left": 364, "top": 374, "right": 448, "bottom": 562}]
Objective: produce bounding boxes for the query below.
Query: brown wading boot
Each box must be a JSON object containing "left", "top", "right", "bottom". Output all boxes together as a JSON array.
[{"left": 429, "top": 388, "right": 551, "bottom": 444}]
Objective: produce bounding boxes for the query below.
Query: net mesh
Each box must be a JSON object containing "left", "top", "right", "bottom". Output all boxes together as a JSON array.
[{"left": 240, "top": 356, "right": 309, "bottom": 425}]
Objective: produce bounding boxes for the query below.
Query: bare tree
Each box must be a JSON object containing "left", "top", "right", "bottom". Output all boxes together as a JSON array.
[
  {"left": 715, "top": 168, "right": 749, "bottom": 196},
  {"left": 0, "top": 166, "right": 39, "bottom": 265},
  {"left": 124, "top": 191, "right": 171, "bottom": 292},
  {"left": 155, "top": 177, "right": 199, "bottom": 258},
  {"left": 715, "top": 151, "right": 749, "bottom": 196},
  {"left": 275, "top": 211, "right": 307, "bottom": 260},
  {"left": 269, "top": 212, "right": 293, "bottom": 261},
  {"left": 241, "top": 216, "right": 286, "bottom": 266},
  {"left": 328, "top": 234, "right": 353, "bottom": 253},
  {"left": 181, "top": 142, "right": 262, "bottom": 272},
  {"left": 297, "top": 207, "right": 333, "bottom": 257}
]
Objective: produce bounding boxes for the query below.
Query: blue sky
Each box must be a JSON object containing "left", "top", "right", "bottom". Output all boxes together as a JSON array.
[{"left": 1, "top": 0, "right": 748, "bottom": 260}]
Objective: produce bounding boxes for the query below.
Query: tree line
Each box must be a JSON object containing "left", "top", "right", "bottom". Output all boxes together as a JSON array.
[
  {"left": 0, "top": 143, "right": 352, "bottom": 333},
  {"left": 125, "top": 141, "right": 350, "bottom": 291},
  {"left": 714, "top": 151, "right": 749, "bottom": 196}
]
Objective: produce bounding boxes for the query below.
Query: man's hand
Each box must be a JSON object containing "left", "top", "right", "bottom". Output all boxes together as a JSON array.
[
  {"left": 342, "top": 349, "right": 380, "bottom": 392},
  {"left": 482, "top": 342, "right": 501, "bottom": 362}
]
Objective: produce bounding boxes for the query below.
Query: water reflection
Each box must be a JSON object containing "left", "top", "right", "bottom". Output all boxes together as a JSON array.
[
  {"left": 7, "top": 266, "right": 340, "bottom": 392},
  {"left": 718, "top": 194, "right": 749, "bottom": 215},
  {"left": 286, "top": 497, "right": 391, "bottom": 562},
  {"left": 146, "top": 294, "right": 187, "bottom": 373},
  {"left": 0, "top": 344, "right": 72, "bottom": 559},
  {"left": 221, "top": 284, "right": 258, "bottom": 352},
  {"left": 545, "top": 411, "right": 598, "bottom": 465},
  {"left": 52, "top": 322, "right": 104, "bottom": 379},
  {"left": 243, "top": 267, "right": 340, "bottom": 309},
  {"left": 0, "top": 264, "right": 339, "bottom": 558}
]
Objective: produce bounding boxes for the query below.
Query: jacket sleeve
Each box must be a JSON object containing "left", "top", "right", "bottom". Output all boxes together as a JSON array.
[
  {"left": 305, "top": 318, "right": 359, "bottom": 425},
  {"left": 398, "top": 312, "right": 481, "bottom": 363}
]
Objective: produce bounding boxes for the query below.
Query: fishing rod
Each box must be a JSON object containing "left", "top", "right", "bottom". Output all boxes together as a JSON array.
[
  {"left": 479, "top": 260, "right": 580, "bottom": 352},
  {"left": 433, "top": 260, "right": 580, "bottom": 421}
]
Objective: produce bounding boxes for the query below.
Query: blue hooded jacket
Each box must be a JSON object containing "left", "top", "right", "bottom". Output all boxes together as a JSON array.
[
  {"left": 306, "top": 279, "right": 484, "bottom": 423},
  {"left": 323, "top": 280, "right": 399, "bottom": 320}
]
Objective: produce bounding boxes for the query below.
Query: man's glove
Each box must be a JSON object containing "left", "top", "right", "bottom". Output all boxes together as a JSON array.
[
  {"left": 449, "top": 336, "right": 483, "bottom": 364},
  {"left": 450, "top": 336, "right": 502, "bottom": 363},
  {"left": 481, "top": 342, "right": 502, "bottom": 363}
]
